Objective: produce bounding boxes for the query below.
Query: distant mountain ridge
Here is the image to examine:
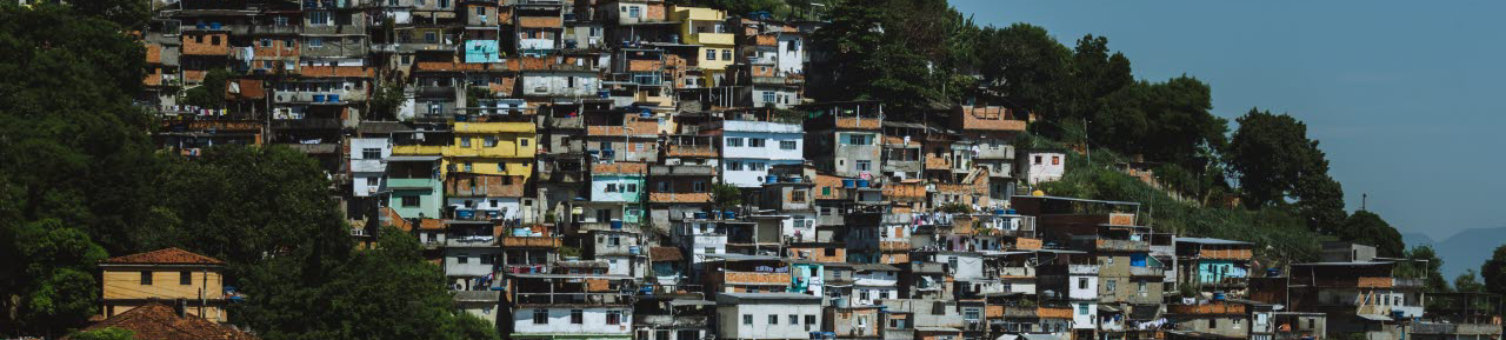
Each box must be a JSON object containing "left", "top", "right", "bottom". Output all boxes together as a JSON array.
[{"left": 1404, "top": 227, "right": 1506, "bottom": 279}]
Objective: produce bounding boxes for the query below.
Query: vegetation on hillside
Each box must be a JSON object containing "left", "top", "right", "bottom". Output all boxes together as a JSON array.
[{"left": 0, "top": 3, "right": 497, "bottom": 339}]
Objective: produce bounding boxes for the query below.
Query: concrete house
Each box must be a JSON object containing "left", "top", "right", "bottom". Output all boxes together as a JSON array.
[
  {"left": 710, "top": 118, "right": 804, "bottom": 188},
  {"left": 803, "top": 101, "right": 884, "bottom": 179},
  {"left": 99, "top": 248, "right": 229, "bottom": 323},
  {"left": 716, "top": 293, "right": 823, "bottom": 340}
]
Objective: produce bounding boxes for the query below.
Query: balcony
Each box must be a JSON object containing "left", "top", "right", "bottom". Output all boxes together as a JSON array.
[
  {"left": 547, "top": 116, "right": 584, "bottom": 129},
  {"left": 663, "top": 145, "right": 716, "bottom": 158},
  {"left": 689, "top": 32, "right": 734, "bottom": 46},
  {"left": 445, "top": 234, "right": 498, "bottom": 247},
  {"left": 721, "top": 271, "right": 791, "bottom": 285},
  {"left": 272, "top": 118, "right": 342, "bottom": 130},
  {"left": 1095, "top": 239, "right": 1149, "bottom": 252},
  {"left": 998, "top": 267, "right": 1033, "bottom": 279},
  {"left": 879, "top": 241, "right": 910, "bottom": 252},
  {"left": 975, "top": 145, "right": 1015, "bottom": 160},
  {"left": 1037, "top": 307, "right": 1073, "bottom": 319},
  {"left": 650, "top": 165, "right": 714, "bottom": 176},
  {"left": 649, "top": 192, "right": 712, "bottom": 204},
  {"left": 1129, "top": 266, "right": 1164, "bottom": 277},
  {"left": 1068, "top": 264, "right": 1098, "bottom": 275},
  {"left": 513, "top": 292, "right": 630, "bottom": 306},
  {"left": 1168, "top": 303, "right": 1245, "bottom": 315}
]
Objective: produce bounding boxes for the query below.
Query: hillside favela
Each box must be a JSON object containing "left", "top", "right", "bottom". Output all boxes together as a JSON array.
[{"left": 3, "top": 0, "right": 1504, "bottom": 340}]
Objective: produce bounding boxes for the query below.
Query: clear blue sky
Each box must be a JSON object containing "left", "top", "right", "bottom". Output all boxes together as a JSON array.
[{"left": 951, "top": 0, "right": 1506, "bottom": 242}]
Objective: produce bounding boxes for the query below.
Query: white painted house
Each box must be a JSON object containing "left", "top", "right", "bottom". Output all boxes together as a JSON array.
[
  {"left": 350, "top": 137, "right": 391, "bottom": 197},
  {"left": 715, "top": 293, "right": 823, "bottom": 340},
  {"left": 1019, "top": 149, "right": 1066, "bottom": 186},
  {"left": 716, "top": 120, "right": 804, "bottom": 188}
]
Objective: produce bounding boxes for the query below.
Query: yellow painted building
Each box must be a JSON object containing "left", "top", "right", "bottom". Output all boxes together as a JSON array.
[
  {"left": 99, "top": 248, "right": 229, "bottom": 323},
  {"left": 672, "top": 6, "right": 734, "bottom": 86},
  {"left": 443, "top": 121, "right": 538, "bottom": 181}
]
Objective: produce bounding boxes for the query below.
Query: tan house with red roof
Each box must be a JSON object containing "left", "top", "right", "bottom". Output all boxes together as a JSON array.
[{"left": 99, "top": 248, "right": 229, "bottom": 323}]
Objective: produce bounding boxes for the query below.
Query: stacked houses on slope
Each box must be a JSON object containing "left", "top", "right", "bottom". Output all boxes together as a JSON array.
[{"left": 117, "top": 1, "right": 1505, "bottom": 340}]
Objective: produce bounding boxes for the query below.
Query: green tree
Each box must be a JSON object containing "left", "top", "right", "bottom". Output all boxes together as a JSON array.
[
  {"left": 712, "top": 183, "right": 743, "bottom": 210},
  {"left": 976, "top": 23, "right": 1071, "bottom": 114},
  {"left": 70, "top": 327, "right": 136, "bottom": 340},
  {"left": 1227, "top": 109, "right": 1347, "bottom": 231},
  {"left": 1398, "top": 246, "right": 1449, "bottom": 292},
  {"left": 369, "top": 81, "right": 407, "bottom": 121},
  {"left": 1456, "top": 269, "right": 1486, "bottom": 293},
  {"left": 183, "top": 68, "right": 232, "bottom": 109},
  {"left": 1333, "top": 211, "right": 1402, "bottom": 257},
  {"left": 1481, "top": 245, "right": 1506, "bottom": 298},
  {"left": 5, "top": 219, "right": 110, "bottom": 336}
]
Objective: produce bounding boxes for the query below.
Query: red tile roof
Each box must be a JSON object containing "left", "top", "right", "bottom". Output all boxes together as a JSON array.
[
  {"left": 102, "top": 248, "right": 225, "bottom": 265},
  {"left": 73, "top": 304, "right": 257, "bottom": 340}
]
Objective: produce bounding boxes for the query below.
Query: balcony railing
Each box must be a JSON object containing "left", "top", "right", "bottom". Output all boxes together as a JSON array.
[
  {"left": 721, "top": 271, "right": 791, "bottom": 285},
  {"left": 502, "top": 236, "right": 561, "bottom": 248},
  {"left": 513, "top": 292, "right": 631, "bottom": 306},
  {"left": 1095, "top": 239, "right": 1150, "bottom": 252}
]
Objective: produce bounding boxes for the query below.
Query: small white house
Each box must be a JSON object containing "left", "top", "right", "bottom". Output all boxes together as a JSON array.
[
  {"left": 1019, "top": 149, "right": 1066, "bottom": 186},
  {"left": 350, "top": 137, "right": 391, "bottom": 197},
  {"left": 715, "top": 293, "right": 823, "bottom": 340},
  {"left": 716, "top": 120, "right": 804, "bottom": 188}
]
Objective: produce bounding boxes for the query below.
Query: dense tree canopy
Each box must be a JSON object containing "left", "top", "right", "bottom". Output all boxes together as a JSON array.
[
  {"left": 1398, "top": 246, "right": 1450, "bottom": 292},
  {"left": 1482, "top": 245, "right": 1506, "bottom": 298},
  {"left": 1227, "top": 109, "right": 1348, "bottom": 232}
]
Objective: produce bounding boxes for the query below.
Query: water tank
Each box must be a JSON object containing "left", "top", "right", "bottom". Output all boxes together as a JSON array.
[
  {"left": 766, "top": 176, "right": 778, "bottom": 184},
  {"left": 842, "top": 179, "right": 856, "bottom": 188},
  {"left": 610, "top": 219, "right": 623, "bottom": 230},
  {"left": 856, "top": 179, "right": 870, "bottom": 188},
  {"left": 1213, "top": 292, "right": 1226, "bottom": 301},
  {"left": 724, "top": 211, "right": 737, "bottom": 220},
  {"left": 693, "top": 212, "right": 708, "bottom": 219}
]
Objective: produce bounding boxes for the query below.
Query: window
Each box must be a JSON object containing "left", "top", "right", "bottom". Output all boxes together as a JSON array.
[
  {"left": 401, "top": 195, "right": 420, "bottom": 207},
  {"left": 780, "top": 140, "right": 797, "bottom": 150},
  {"left": 947, "top": 256, "right": 958, "bottom": 270},
  {"left": 1078, "top": 303, "right": 1089, "bottom": 315},
  {"left": 725, "top": 137, "right": 743, "bottom": 147},
  {"left": 533, "top": 309, "right": 547, "bottom": 324},
  {"left": 607, "top": 311, "right": 622, "bottom": 325},
  {"left": 1208, "top": 319, "right": 1217, "bottom": 328},
  {"left": 362, "top": 148, "right": 382, "bottom": 159},
  {"left": 260, "top": 38, "right": 272, "bottom": 47},
  {"left": 743, "top": 314, "right": 753, "bottom": 325},
  {"left": 464, "top": 162, "right": 473, "bottom": 172},
  {"left": 610, "top": 236, "right": 621, "bottom": 246},
  {"left": 309, "top": 37, "right": 323, "bottom": 47},
  {"left": 425, "top": 32, "right": 437, "bottom": 43},
  {"left": 750, "top": 162, "right": 766, "bottom": 171},
  {"left": 309, "top": 11, "right": 330, "bottom": 25},
  {"left": 274, "top": 16, "right": 289, "bottom": 26},
  {"left": 763, "top": 91, "right": 775, "bottom": 104},
  {"left": 704, "top": 247, "right": 715, "bottom": 255},
  {"left": 722, "top": 50, "right": 731, "bottom": 60},
  {"left": 768, "top": 315, "right": 778, "bottom": 325},
  {"left": 627, "top": 5, "right": 641, "bottom": 18},
  {"left": 179, "top": 271, "right": 192, "bottom": 285},
  {"left": 1138, "top": 281, "right": 1148, "bottom": 294},
  {"left": 728, "top": 161, "right": 743, "bottom": 171},
  {"left": 1033, "top": 155, "right": 1042, "bottom": 165},
  {"left": 855, "top": 160, "right": 871, "bottom": 172},
  {"left": 475, "top": 6, "right": 485, "bottom": 15},
  {"left": 480, "top": 255, "right": 492, "bottom": 264},
  {"left": 570, "top": 309, "right": 583, "bottom": 324},
  {"left": 140, "top": 271, "right": 153, "bottom": 285},
  {"left": 822, "top": 187, "right": 831, "bottom": 196},
  {"left": 1078, "top": 278, "right": 1088, "bottom": 289},
  {"left": 1052, "top": 155, "right": 1061, "bottom": 165},
  {"left": 845, "top": 134, "right": 871, "bottom": 145},
  {"left": 210, "top": 36, "right": 221, "bottom": 45},
  {"left": 792, "top": 191, "right": 806, "bottom": 202},
  {"left": 1105, "top": 279, "right": 1116, "bottom": 291},
  {"left": 805, "top": 315, "right": 816, "bottom": 326},
  {"left": 693, "top": 181, "right": 706, "bottom": 192},
  {"left": 605, "top": 183, "right": 618, "bottom": 193},
  {"left": 484, "top": 137, "right": 497, "bottom": 147},
  {"left": 627, "top": 183, "right": 637, "bottom": 193},
  {"left": 520, "top": 139, "right": 530, "bottom": 147},
  {"left": 438, "top": 0, "right": 449, "bottom": 7},
  {"left": 366, "top": 177, "right": 378, "bottom": 187},
  {"left": 789, "top": 314, "right": 799, "bottom": 325},
  {"left": 748, "top": 138, "right": 766, "bottom": 147},
  {"left": 461, "top": 138, "right": 472, "bottom": 147},
  {"left": 706, "top": 49, "right": 716, "bottom": 60},
  {"left": 457, "top": 254, "right": 468, "bottom": 264},
  {"left": 499, "top": 163, "right": 507, "bottom": 172}
]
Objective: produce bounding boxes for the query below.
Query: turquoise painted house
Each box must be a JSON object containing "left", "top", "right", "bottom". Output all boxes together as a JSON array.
[{"left": 386, "top": 156, "right": 444, "bottom": 219}]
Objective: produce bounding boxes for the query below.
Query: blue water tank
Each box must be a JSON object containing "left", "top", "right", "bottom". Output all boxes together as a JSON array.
[
  {"left": 842, "top": 179, "right": 856, "bottom": 188},
  {"left": 856, "top": 179, "right": 870, "bottom": 188},
  {"left": 694, "top": 212, "right": 708, "bottom": 219},
  {"left": 790, "top": 176, "right": 803, "bottom": 183},
  {"left": 312, "top": 94, "right": 325, "bottom": 102},
  {"left": 1213, "top": 292, "right": 1226, "bottom": 301},
  {"left": 610, "top": 219, "right": 623, "bottom": 230},
  {"left": 328, "top": 94, "right": 340, "bottom": 102},
  {"left": 766, "top": 176, "right": 778, "bottom": 184},
  {"left": 724, "top": 211, "right": 737, "bottom": 219}
]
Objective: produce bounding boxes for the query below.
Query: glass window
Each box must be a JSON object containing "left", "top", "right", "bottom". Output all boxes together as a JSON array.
[
  {"left": 484, "top": 137, "right": 497, "bottom": 147},
  {"left": 140, "top": 271, "right": 153, "bottom": 285},
  {"left": 362, "top": 148, "right": 381, "bottom": 159},
  {"left": 402, "top": 195, "right": 420, "bottom": 207},
  {"left": 308, "top": 37, "right": 323, "bottom": 47},
  {"left": 722, "top": 50, "right": 731, "bottom": 60},
  {"left": 789, "top": 314, "right": 799, "bottom": 325},
  {"left": 768, "top": 315, "right": 778, "bottom": 325},
  {"left": 706, "top": 49, "right": 716, "bottom": 60},
  {"left": 571, "top": 309, "right": 583, "bottom": 324},
  {"left": 743, "top": 314, "right": 753, "bottom": 325},
  {"left": 607, "top": 311, "right": 621, "bottom": 325},
  {"left": 457, "top": 254, "right": 468, "bottom": 264},
  {"left": 179, "top": 271, "right": 192, "bottom": 285},
  {"left": 846, "top": 134, "right": 870, "bottom": 145},
  {"left": 725, "top": 137, "right": 743, "bottom": 147},
  {"left": 533, "top": 309, "right": 547, "bottom": 324},
  {"left": 748, "top": 138, "right": 765, "bottom": 147},
  {"left": 461, "top": 138, "right": 472, "bottom": 147},
  {"left": 780, "top": 141, "right": 797, "bottom": 150},
  {"left": 855, "top": 160, "right": 871, "bottom": 172},
  {"left": 763, "top": 91, "right": 775, "bottom": 104}
]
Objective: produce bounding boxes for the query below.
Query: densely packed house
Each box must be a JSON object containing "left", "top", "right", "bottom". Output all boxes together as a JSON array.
[{"left": 124, "top": 1, "right": 1502, "bottom": 339}]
